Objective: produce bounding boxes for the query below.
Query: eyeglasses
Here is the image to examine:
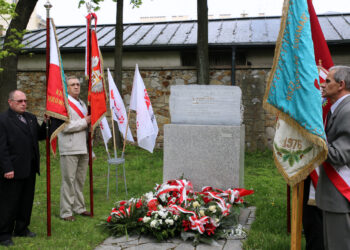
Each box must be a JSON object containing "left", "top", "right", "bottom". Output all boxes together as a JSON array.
[
  {"left": 12, "top": 99, "right": 27, "bottom": 104},
  {"left": 68, "top": 83, "right": 80, "bottom": 87}
]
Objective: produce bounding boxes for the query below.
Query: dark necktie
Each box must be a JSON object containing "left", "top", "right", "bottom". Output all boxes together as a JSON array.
[{"left": 18, "top": 114, "right": 27, "bottom": 124}]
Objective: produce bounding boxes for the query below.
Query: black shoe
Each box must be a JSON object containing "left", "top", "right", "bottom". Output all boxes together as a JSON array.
[
  {"left": 0, "top": 239, "right": 14, "bottom": 247},
  {"left": 14, "top": 230, "right": 36, "bottom": 238}
]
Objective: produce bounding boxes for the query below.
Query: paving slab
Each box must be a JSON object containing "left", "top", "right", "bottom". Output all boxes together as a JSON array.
[{"left": 95, "top": 207, "right": 256, "bottom": 250}]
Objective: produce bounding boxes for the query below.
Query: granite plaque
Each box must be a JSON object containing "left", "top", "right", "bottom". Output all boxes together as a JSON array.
[
  {"left": 169, "top": 85, "right": 242, "bottom": 125},
  {"left": 163, "top": 124, "right": 245, "bottom": 191}
]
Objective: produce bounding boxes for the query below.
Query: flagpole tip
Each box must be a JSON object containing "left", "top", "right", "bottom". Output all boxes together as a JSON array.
[
  {"left": 44, "top": 0, "right": 52, "bottom": 18},
  {"left": 44, "top": 0, "right": 52, "bottom": 9},
  {"left": 86, "top": 3, "right": 93, "bottom": 13}
]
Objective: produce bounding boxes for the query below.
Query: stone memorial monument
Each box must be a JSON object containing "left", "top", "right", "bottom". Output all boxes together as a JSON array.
[{"left": 163, "top": 85, "right": 245, "bottom": 191}]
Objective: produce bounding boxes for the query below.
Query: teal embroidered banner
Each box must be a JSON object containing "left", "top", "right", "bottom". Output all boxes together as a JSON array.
[
  {"left": 263, "top": 0, "right": 328, "bottom": 186},
  {"left": 264, "top": 0, "right": 325, "bottom": 141}
]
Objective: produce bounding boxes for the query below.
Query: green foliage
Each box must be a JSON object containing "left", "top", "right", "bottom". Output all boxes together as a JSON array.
[
  {"left": 78, "top": 0, "right": 143, "bottom": 12},
  {"left": 243, "top": 150, "right": 306, "bottom": 250},
  {"left": 0, "top": 0, "right": 17, "bottom": 24},
  {"left": 0, "top": 0, "right": 28, "bottom": 71}
]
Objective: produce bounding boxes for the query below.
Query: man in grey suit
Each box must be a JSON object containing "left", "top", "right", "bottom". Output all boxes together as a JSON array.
[{"left": 316, "top": 65, "right": 350, "bottom": 250}]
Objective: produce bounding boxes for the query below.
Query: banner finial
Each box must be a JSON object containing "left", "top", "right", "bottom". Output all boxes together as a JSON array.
[
  {"left": 86, "top": 2, "right": 93, "bottom": 13},
  {"left": 44, "top": 0, "right": 52, "bottom": 19}
]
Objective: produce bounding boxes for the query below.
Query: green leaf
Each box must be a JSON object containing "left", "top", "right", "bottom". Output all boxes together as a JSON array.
[
  {"left": 288, "top": 156, "right": 295, "bottom": 166},
  {"left": 302, "top": 146, "right": 313, "bottom": 154}
]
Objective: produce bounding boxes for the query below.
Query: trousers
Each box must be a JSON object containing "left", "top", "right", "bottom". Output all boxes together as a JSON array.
[
  {"left": 0, "top": 171, "right": 36, "bottom": 241},
  {"left": 60, "top": 154, "right": 88, "bottom": 218}
]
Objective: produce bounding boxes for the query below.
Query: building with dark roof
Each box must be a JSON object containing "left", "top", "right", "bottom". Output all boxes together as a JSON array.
[{"left": 16, "top": 13, "right": 350, "bottom": 151}]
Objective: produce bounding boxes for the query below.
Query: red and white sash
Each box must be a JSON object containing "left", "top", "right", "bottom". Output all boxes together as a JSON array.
[
  {"left": 323, "top": 162, "right": 350, "bottom": 202},
  {"left": 309, "top": 107, "right": 350, "bottom": 203},
  {"left": 68, "top": 95, "right": 87, "bottom": 119}
]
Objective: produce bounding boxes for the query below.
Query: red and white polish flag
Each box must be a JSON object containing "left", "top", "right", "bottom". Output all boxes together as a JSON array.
[
  {"left": 99, "top": 117, "right": 112, "bottom": 152},
  {"left": 107, "top": 68, "right": 134, "bottom": 142},
  {"left": 129, "top": 64, "right": 158, "bottom": 153}
]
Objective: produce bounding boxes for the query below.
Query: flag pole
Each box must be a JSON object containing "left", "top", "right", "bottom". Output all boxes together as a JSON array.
[
  {"left": 44, "top": 0, "right": 52, "bottom": 237},
  {"left": 110, "top": 108, "right": 117, "bottom": 158},
  {"left": 290, "top": 181, "right": 304, "bottom": 250},
  {"left": 121, "top": 108, "right": 131, "bottom": 157},
  {"left": 86, "top": 3, "right": 94, "bottom": 217}
]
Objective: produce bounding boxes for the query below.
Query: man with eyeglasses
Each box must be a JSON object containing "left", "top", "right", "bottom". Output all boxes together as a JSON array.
[
  {"left": 0, "top": 90, "right": 46, "bottom": 246},
  {"left": 316, "top": 66, "right": 350, "bottom": 249},
  {"left": 58, "top": 76, "right": 91, "bottom": 222}
]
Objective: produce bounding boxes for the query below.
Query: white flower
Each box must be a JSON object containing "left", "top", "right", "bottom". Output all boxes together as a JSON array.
[
  {"left": 150, "top": 220, "right": 157, "bottom": 228},
  {"left": 173, "top": 215, "right": 179, "bottom": 221},
  {"left": 159, "top": 194, "right": 167, "bottom": 202},
  {"left": 209, "top": 205, "right": 217, "bottom": 213},
  {"left": 215, "top": 218, "right": 220, "bottom": 224},
  {"left": 199, "top": 210, "right": 205, "bottom": 217},
  {"left": 142, "top": 216, "right": 151, "bottom": 223},
  {"left": 129, "top": 197, "right": 136, "bottom": 203},
  {"left": 158, "top": 219, "right": 163, "bottom": 225},
  {"left": 144, "top": 192, "right": 155, "bottom": 202},
  {"left": 158, "top": 210, "right": 168, "bottom": 219},
  {"left": 158, "top": 204, "right": 164, "bottom": 210},
  {"left": 165, "top": 219, "right": 174, "bottom": 225},
  {"left": 192, "top": 201, "right": 200, "bottom": 208}
]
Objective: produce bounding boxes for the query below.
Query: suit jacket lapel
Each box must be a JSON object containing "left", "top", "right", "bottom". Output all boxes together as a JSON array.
[
  {"left": 8, "top": 109, "right": 30, "bottom": 135},
  {"left": 327, "top": 96, "right": 350, "bottom": 132},
  {"left": 23, "top": 113, "right": 35, "bottom": 135}
]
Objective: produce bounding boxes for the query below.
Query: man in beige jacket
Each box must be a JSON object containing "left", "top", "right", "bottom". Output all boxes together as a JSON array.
[{"left": 58, "top": 76, "right": 91, "bottom": 221}]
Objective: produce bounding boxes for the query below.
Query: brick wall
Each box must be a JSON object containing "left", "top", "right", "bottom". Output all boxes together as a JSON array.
[{"left": 17, "top": 67, "right": 275, "bottom": 152}]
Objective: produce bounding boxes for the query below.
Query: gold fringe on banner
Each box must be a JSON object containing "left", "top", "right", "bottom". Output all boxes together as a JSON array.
[{"left": 262, "top": 0, "right": 328, "bottom": 186}]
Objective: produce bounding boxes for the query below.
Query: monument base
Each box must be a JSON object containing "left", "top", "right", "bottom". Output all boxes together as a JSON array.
[{"left": 163, "top": 124, "right": 245, "bottom": 191}]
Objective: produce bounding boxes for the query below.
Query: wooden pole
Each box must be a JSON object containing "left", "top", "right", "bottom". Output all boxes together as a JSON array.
[
  {"left": 290, "top": 181, "right": 304, "bottom": 250},
  {"left": 111, "top": 108, "right": 117, "bottom": 158},
  {"left": 121, "top": 108, "right": 132, "bottom": 156},
  {"left": 44, "top": 0, "right": 52, "bottom": 237},
  {"left": 287, "top": 184, "right": 291, "bottom": 234}
]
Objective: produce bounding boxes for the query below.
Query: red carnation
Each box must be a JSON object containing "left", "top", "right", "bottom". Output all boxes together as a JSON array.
[
  {"left": 182, "top": 220, "right": 191, "bottom": 231},
  {"left": 120, "top": 201, "right": 127, "bottom": 205},
  {"left": 147, "top": 199, "right": 158, "bottom": 211},
  {"left": 136, "top": 200, "right": 143, "bottom": 209},
  {"left": 205, "top": 223, "right": 216, "bottom": 236},
  {"left": 138, "top": 217, "right": 143, "bottom": 222},
  {"left": 203, "top": 197, "right": 212, "bottom": 204},
  {"left": 107, "top": 216, "right": 112, "bottom": 222}
]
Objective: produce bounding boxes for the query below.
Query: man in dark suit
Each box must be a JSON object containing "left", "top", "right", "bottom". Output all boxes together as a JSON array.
[
  {"left": 0, "top": 90, "right": 46, "bottom": 247},
  {"left": 316, "top": 66, "right": 350, "bottom": 250}
]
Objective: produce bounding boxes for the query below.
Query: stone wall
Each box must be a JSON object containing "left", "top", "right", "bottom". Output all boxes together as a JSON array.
[{"left": 17, "top": 66, "right": 275, "bottom": 152}]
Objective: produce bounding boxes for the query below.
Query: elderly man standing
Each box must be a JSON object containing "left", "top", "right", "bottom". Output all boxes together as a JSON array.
[
  {"left": 316, "top": 66, "right": 350, "bottom": 250},
  {"left": 58, "top": 76, "right": 91, "bottom": 221},
  {"left": 0, "top": 90, "right": 46, "bottom": 247}
]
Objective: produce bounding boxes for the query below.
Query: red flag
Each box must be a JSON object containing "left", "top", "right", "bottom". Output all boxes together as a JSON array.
[
  {"left": 307, "top": 0, "right": 334, "bottom": 202},
  {"left": 85, "top": 13, "right": 107, "bottom": 135},
  {"left": 87, "top": 29, "right": 107, "bottom": 134},
  {"left": 46, "top": 19, "right": 70, "bottom": 154},
  {"left": 308, "top": 0, "right": 334, "bottom": 119}
]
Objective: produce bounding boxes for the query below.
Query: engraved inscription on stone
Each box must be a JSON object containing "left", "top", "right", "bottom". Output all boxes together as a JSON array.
[{"left": 169, "top": 85, "right": 242, "bottom": 125}]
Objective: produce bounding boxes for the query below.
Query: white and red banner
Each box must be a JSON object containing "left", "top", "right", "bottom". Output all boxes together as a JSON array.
[
  {"left": 107, "top": 68, "right": 134, "bottom": 142},
  {"left": 46, "top": 18, "right": 70, "bottom": 155},
  {"left": 86, "top": 13, "right": 107, "bottom": 136},
  {"left": 129, "top": 64, "right": 158, "bottom": 153},
  {"left": 100, "top": 117, "right": 112, "bottom": 152}
]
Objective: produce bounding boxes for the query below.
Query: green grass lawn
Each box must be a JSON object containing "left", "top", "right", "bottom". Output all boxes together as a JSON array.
[{"left": 6, "top": 143, "right": 304, "bottom": 249}]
